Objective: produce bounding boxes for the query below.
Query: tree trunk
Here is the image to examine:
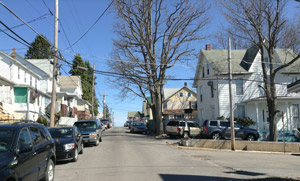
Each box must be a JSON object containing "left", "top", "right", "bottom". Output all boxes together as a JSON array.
[
  {"left": 154, "top": 91, "right": 163, "bottom": 135},
  {"left": 268, "top": 99, "right": 278, "bottom": 141}
]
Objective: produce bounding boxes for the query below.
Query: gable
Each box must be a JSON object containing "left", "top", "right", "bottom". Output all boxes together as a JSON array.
[{"left": 163, "top": 87, "right": 196, "bottom": 102}]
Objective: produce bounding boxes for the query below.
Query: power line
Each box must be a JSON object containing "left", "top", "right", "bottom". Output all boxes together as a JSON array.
[
  {"left": 64, "top": 0, "right": 114, "bottom": 50},
  {"left": 0, "top": 21, "right": 31, "bottom": 46}
]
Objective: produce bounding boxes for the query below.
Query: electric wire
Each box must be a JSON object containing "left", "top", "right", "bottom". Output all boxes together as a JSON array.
[{"left": 64, "top": 0, "right": 115, "bottom": 50}]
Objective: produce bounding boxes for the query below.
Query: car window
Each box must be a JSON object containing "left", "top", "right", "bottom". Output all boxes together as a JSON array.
[
  {"left": 167, "top": 121, "right": 178, "bottom": 126},
  {"left": 209, "top": 121, "right": 217, "bottom": 126},
  {"left": 40, "top": 125, "right": 52, "bottom": 141},
  {"left": 234, "top": 123, "right": 242, "bottom": 128},
  {"left": 194, "top": 122, "right": 200, "bottom": 128},
  {"left": 202, "top": 120, "right": 208, "bottom": 126},
  {"left": 18, "top": 128, "right": 32, "bottom": 148},
  {"left": 188, "top": 122, "right": 196, "bottom": 127},
  {"left": 179, "top": 122, "right": 185, "bottom": 127},
  {"left": 220, "top": 122, "right": 230, "bottom": 127},
  {"left": 0, "top": 129, "right": 15, "bottom": 152},
  {"left": 75, "top": 122, "right": 97, "bottom": 130},
  {"left": 29, "top": 126, "right": 44, "bottom": 145}
]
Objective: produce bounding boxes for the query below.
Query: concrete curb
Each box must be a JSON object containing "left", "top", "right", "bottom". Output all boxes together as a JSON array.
[{"left": 180, "top": 139, "right": 300, "bottom": 153}]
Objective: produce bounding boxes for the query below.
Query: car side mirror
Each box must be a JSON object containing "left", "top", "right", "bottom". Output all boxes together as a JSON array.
[{"left": 19, "top": 144, "right": 33, "bottom": 153}]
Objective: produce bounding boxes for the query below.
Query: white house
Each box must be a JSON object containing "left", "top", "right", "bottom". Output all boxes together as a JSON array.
[
  {"left": 193, "top": 44, "right": 300, "bottom": 140},
  {"left": 0, "top": 49, "right": 54, "bottom": 121},
  {"left": 57, "top": 76, "right": 91, "bottom": 125}
]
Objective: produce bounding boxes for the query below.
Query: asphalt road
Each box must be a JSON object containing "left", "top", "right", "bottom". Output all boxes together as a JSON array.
[{"left": 54, "top": 127, "right": 300, "bottom": 181}]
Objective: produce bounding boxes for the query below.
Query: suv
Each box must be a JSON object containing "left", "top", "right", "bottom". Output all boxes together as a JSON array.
[
  {"left": 0, "top": 122, "right": 56, "bottom": 181},
  {"left": 201, "top": 120, "right": 259, "bottom": 141},
  {"left": 166, "top": 120, "right": 201, "bottom": 138},
  {"left": 74, "top": 120, "right": 103, "bottom": 146}
]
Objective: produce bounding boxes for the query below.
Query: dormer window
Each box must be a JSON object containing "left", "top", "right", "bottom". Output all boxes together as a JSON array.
[
  {"left": 207, "top": 63, "right": 210, "bottom": 75},
  {"left": 187, "top": 92, "right": 192, "bottom": 97}
]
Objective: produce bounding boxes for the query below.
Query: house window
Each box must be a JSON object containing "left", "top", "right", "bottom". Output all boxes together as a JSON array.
[
  {"left": 18, "top": 68, "right": 20, "bottom": 79},
  {"left": 235, "top": 105, "right": 245, "bottom": 118},
  {"left": 236, "top": 80, "right": 244, "bottom": 95},
  {"left": 202, "top": 66, "right": 205, "bottom": 78},
  {"left": 30, "top": 76, "right": 32, "bottom": 86},
  {"left": 35, "top": 79, "right": 37, "bottom": 88},
  {"left": 178, "top": 92, "right": 184, "bottom": 97},
  {"left": 207, "top": 63, "right": 210, "bottom": 75},
  {"left": 200, "top": 88, "right": 203, "bottom": 102},
  {"left": 190, "top": 101, "right": 197, "bottom": 109},
  {"left": 187, "top": 92, "right": 192, "bottom": 97},
  {"left": 211, "top": 84, "right": 214, "bottom": 98},
  {"left": 24, "top": 72, "right": 26, "bottom": 83},
  {"left": 292, "top": 104, "right": 300, "bottom": 129}
]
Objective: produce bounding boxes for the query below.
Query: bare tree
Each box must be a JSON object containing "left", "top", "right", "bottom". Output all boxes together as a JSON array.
[
  {"left": 219, "top": 0, "right": 300, "bottom": 141},
  {"left": 109, "top": 0, "right": 209, "bottom": 135}
]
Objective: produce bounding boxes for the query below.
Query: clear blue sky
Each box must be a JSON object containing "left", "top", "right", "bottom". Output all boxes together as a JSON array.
[{"left": 0, "top": 0, "right": 299, "bottom": 126}]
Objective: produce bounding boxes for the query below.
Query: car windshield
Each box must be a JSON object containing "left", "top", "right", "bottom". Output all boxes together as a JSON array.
[
  {"left": 0, "top": 129, "right": 15, "bottom": 152},
  {"left": 75, "top": 122, "right": 97, "bottom": 131},
  {"left": 49, "top": 128, "right": 73, "bottom": 138}
]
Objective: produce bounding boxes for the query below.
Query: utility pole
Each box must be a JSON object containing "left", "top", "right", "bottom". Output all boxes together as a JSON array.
[
  {"left": 91, "top": 63, "right": 95, "bottom": 119},
  {"left": 228, "top": 37, "right": 235, "bottom": 151},
  {"left": 103, "top": 90, "right": 106, "bottom": 119},
  {"left": 50, "top": 0, "right": 58, "bottom": 127}
]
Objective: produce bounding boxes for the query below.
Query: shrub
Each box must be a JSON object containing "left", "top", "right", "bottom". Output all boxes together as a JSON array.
[
  {"left": 37, "top": 117, "right": 48, "bottom": 126},
  {"left": 234, "top": 117, "right": 256, "bottom": 127}
]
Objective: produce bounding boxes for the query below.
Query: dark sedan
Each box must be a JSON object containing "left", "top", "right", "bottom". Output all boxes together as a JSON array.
[
  {"left": 48, "top": 126, "right": 83, "bottom": 162},
  {"left": 130, "top": 122, "right": 148, "bottom": 134}
]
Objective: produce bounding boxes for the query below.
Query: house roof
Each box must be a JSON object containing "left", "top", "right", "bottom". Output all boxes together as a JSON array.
[
  {"left": 0, "top": 51, "right": 41, "bottom": 79},
  {"left": 163, "top": 86, "right": 197, "bottom": 101},
  {"left": 59, "top": 76, "right": 81, "bottom": 89},
  {"left": 26, "top": 59, "right": 54, "bottom": 77},
  {"left": 128, "top": 111, "right": 140, "bottom": 118}
]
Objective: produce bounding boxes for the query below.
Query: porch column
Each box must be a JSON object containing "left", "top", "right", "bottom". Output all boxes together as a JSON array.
[
  {"left": 285, "top": 102, "right": 290, "bottom": 131},
  {"left": 26, "top": 88, "right": 30, "bottom": 120},
  {"left": 255, "top": 102, "right": 259, "bottom": 132}
]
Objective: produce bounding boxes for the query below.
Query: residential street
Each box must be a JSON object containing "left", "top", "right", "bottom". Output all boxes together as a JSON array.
[{"left": 54, "top": 127, "right": 300, "bottom": 181}]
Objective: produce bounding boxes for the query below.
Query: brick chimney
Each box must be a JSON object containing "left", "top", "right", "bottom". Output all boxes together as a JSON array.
[
  {"left": 205, "top": 44, "right": 211, "bottom": 50},
  {"left": 11, "top": 48, "right": 16, "bottom": 59},
  {"left": 184, "top": 82, "right": 187, "bottom": 87}
]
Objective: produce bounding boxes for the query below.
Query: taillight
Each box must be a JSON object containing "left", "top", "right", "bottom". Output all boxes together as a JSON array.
[
  {"left": 177, "top": 127, "right": 181, "bottom": 132},
  {"left": 205, "top": 126, "right": 208, "bottom": 131}
]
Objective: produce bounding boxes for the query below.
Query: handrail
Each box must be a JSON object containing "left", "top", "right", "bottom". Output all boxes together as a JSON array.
[{"left": 0, "top": 104, "right": 24, "bottom": 120}]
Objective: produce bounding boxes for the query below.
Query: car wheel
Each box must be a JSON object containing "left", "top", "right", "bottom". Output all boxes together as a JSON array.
[
  {"left": 247, "top": 134, "right": 255, "bottom": 141},
  {"left": 99, "top": 137, "right": 102, "bottom": 142},
  {"left": 43, "top": 159, "right": 54, "bottom": 181},
  {"left": 79, "top": 143, "right": 84, "bottom": 154},
  {"left": 212, "top": 132, "right": 221, "bottom": 140},
  {"left": 183, "top": 132, "right": 189, "bottom": 139},
  {"left": 73, "top": 148, "right": 78, "bottom": 162},
  {"left": 95, "top": 139, "right": 99, "bottom": 146}
]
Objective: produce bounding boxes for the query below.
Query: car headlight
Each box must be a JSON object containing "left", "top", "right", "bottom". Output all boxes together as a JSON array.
[
  {"left": 64, "top": 143, "right": 75, "bottom": 150},
  {"left": 89, "top": 132, "right": 97, "bottom": 138}
]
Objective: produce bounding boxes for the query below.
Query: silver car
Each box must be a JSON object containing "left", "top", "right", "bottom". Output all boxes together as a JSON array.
[{"left": 166, "top": 120, "right": 201, "bottom": 138}]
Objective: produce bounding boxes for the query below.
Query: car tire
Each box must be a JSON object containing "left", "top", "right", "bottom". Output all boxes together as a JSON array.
[
  {"left": 95, "top": 139, "right": 99, "bottom": 146},
  {"left": 183, "top": 132, "right": 189, "bottom": 139},
  {"left": 72, "top": 148, "right": 78, "bottom": 162},
  {"left": 99, "top": 137, "right": 102, "bottom": 142},
  {"left": 79, "top": 143, "right": 84, "bottom": 154},
  {"left": 212, "top": 132, "right": 221, "bottom": 140},
  {"left": 247, "top": 134, "right": 255, "bottom": 141},
  {"left": 43, "top": 159, "right": 54, "bottom": 181}
]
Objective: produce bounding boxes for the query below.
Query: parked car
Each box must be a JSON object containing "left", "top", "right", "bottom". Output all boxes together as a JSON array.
[
  {"left": 48, "top": 126, "right": 83, "bottom": 162},
  {"left": 101, "top": 119, "right": 111, "bottom": 129},
  {"left": 166, "top": 120, "right": 201, "bottom": 138},
  {"left": 200, "top": 120, "right": 259, "bottom": 141},
  {"left": 130, "top": 122, "right": 148, "bottom": 134},
  {"left": 0, "top": 122, "right": 56, "bottom": 181},
  {"left": 74, "top": 120, "right": 103, "bottom": 146},
  {"left": 124, "top": 121, "right": 130, "bottom": 127}
]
